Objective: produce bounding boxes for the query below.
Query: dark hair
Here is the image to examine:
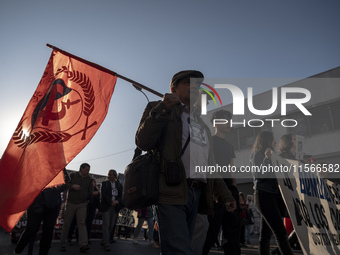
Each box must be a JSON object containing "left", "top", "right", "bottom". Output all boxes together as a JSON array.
[
  {"left": 278, "top": 134, "right": 294, "bottom": 153},
  {"left": 251, "top": 131, "right": 274, "bottom": 155},
  {"left": 239, "top": 192, "right": 245, "bottom": 201},
  {"left": 79, "top": 163, "right": 90, "bottom": 170},
  {"left": 210, "top": 109, "right": 232, "bottom": 124},
  {"left": 108, "top": 169, "right": 118, "bottom": 178}
]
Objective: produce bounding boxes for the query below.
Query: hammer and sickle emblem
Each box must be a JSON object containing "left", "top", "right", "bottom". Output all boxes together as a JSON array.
[{"left": 31, "top": 79, "right": 79, "bottom": 128}]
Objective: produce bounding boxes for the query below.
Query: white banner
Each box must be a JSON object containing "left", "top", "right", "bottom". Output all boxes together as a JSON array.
[{"left": 272, "top": 153, "right": 340, "bottom": 255}]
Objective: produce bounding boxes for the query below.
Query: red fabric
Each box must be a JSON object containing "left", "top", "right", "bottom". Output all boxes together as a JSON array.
[
  {"left": 0, "top": 50, "right": 117, "bottom": 231},
  {"left": 284, "top": 217, "right": 294, "bottom": 235}
]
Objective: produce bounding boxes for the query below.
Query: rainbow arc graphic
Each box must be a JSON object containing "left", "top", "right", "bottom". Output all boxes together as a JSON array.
[{"left": 199, "top": 83, "right": 223, "bottom": 106}]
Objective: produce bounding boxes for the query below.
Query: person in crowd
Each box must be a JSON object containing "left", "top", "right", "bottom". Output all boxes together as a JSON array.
[
  {"left": 251, "top": 131, "right": 293, "bottom": 255},
  {"left": 278, "top": 133, "right": 301, "bottom": 251},
  {"left": 132, "top": 207, "right": 154, "bottom": 245},
  {"left": 135, "top": 70, "right": 236, "bottom": 255},
  {"left": 86, "top": 178, "right": 100, "bottom": 243},
  {"left": 245, "top": 195, "right": 255, "bottom": 244},
  {"left": 100, "top": 169, "right": 122, "bottom": 251},
  {"left": 278, "top": 133, "right": 296, "bottom": 160},
  {"left": 13, "top": 168, "right": 69, "bottom": 255},
  {"left": 108, "top": 186, "right": 123, "bottom": 244},
  {"left": 202, "top": 109, "right": 241, "bottom": 255},
  {"left": 59, "top": 163, "right": 95, "bottom": 253},
  {"left": 239, "top": 192, "right": 249, "bottom": 247}
]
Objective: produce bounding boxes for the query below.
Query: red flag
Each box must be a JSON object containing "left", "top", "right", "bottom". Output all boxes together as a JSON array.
[{"left": 0, "top": 49, "right": 117, "bottom": 231}]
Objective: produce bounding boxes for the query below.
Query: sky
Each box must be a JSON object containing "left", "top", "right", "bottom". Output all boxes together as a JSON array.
[{"left": 0, "top": 0, "right": 339, "bottom": 177}]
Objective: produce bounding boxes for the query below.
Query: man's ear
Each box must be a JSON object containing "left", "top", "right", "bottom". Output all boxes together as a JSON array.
[{"left": 171, "top": 87, "right": 176, "bottom": 94}]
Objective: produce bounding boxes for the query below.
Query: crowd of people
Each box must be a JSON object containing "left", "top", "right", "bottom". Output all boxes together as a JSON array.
[
  {"left": 13, "top": 70, "right": 310, "bottom": 255},
  {"left": 12, "top": 164, "right": 161, "bottom": 255}
]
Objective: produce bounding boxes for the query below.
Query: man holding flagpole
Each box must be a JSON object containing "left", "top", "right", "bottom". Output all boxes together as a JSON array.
[{"left": 135, "top": 70, "right": 236, "bottom": 255}]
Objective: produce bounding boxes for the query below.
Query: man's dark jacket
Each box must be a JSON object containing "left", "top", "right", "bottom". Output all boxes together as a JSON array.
[{"left": 100, "top": 180, "right": 123, "bottom": 212}]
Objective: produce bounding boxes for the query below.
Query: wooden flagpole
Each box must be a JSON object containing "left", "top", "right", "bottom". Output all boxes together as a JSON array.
[{"left": 46, "top": 44, "right": 164, "bottom": 98}]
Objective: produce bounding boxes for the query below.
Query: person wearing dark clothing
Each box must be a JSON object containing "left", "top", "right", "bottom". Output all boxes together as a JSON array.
[
  {"left": 136, "top": 71, "right": 236, "bottom": 255},
  {"left": 132, "top": 207, "right": 154, "bottom": 244},
  {"left": 202, "top": 109, "right": 242, "bottom": 255},
  {"left": 13, "top": 168, "right": 69, "bottom": 255},
  {"left": 59, "top": 163, "right": 95, "bottom": 253},
  {"left": 100, "top": 169, "right": 122, "bottom": 251},
  {"left": 86, "top": 178, "right": 100, "bottom": 241},
  {"left": 239, "top": 192, "right": 249, "bottom": 247},
  {"left": 251, "top": 131, "right": 293, "bottom": 255}
]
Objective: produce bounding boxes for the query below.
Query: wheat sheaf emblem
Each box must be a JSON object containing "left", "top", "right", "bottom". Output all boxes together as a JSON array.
[{"left": 13, "top": 67, "right": 97, "bottom": 149}]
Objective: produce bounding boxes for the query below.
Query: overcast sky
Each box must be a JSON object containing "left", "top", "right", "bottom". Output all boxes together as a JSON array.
[{"left": 0, "top": 0, "right": 339, "bottom": 177}]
